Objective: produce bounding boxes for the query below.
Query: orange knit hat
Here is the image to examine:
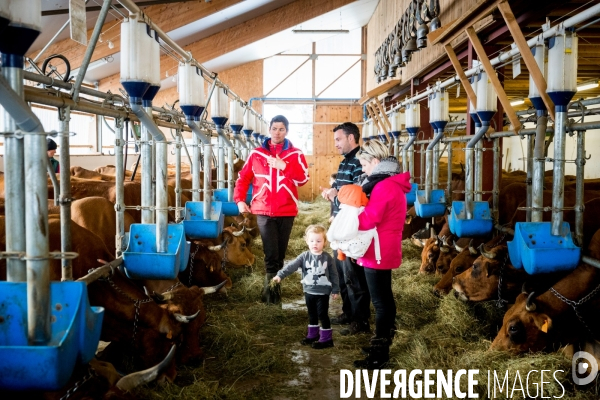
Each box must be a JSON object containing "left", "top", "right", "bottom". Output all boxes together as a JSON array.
[{"left": 337, "top": 184, "right": 368, "bottom": 207}]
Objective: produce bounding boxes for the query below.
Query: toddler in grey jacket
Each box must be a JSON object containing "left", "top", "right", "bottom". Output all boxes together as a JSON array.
[{"left": 273, "top": 224, "right": 340, "bottom": 349}]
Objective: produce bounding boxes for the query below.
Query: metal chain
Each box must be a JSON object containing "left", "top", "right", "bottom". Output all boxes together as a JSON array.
[
  {"left": 60, "top": 366, "right": 98, "bottom": 400},
  {"left": 550, "top": 282, "right": 600, "bottom": 337},
  {"left": 164, "top": 280, "right": 182, "bottom": 293},
  {"left": 188, "top": 244, "right": 200, "bottom": 286},
  {"left": 495, "top": 252, "right": 509, "bottom": 309},
  {"left": 221, "top": 243, "right": 228, "bottom": 272}
]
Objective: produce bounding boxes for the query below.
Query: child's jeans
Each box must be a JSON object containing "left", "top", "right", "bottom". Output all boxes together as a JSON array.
[{"left": 305, "top": 293, "right": 331, "bottom": 329}]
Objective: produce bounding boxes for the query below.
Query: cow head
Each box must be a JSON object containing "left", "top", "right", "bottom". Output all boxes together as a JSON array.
[
  {"left": 419, "top": 236, "right": 441, "bottom": 274},
  {"left": 433, "top": 239, "right": 479, "bottom": 296},
  {"left": 208, "top": 227, "right": 256, "bottom": 267},
  {"left": 491, "top": 292, "right": 552, "bottom": 353},
  {"left": 435, "top": 235, "right": 458, "bottom": 276},
  {"left": 452, "top": 244, "right": 513, "bottom": 302}
]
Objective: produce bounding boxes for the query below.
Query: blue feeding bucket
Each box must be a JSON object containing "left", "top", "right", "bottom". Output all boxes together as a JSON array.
[
  {"left": 406, "top": 183, "right": 418, "bottom": 206},
  {"left": 0, "top": 281, "right": 104, "bottom": 391},
  {"left": 213, "top": 188, "right": 239, "bottom": 216},
  {"left": 123, "top": 223, "right": 186, "bottom": 279},
  {"left": 415, "top": 189, "right": 446, "bottom": 218},
  {"left": 449, "top": 201, "right": 493, "bottom": 237},
  {"left": 507, "top": 222, "right": 580, "bottom": 274},
  {"left": 183, "top": 201, "right": 224, "bottom": 239}
]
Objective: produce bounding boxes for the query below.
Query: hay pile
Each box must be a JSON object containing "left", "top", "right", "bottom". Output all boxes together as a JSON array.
[{"left": 135, "top": 198, "right": 598, "bottom": 399}]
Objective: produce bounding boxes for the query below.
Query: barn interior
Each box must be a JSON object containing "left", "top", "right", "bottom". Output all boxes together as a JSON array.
[{"left": 1, "top": 0, "right": 600, "bottom": 398}]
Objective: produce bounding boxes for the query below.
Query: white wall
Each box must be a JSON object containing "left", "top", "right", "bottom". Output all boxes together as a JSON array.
[{"left": 502, "top": 103, "right": 600, "bottom": 178}]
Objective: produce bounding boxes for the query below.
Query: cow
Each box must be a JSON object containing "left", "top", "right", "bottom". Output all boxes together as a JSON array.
[
  {"left": 71, "top": 166, "right": 117, "bottom": 181},
  {"left": 418, "top": 236, "right": 441, "bottom": 275},
  {"left": 179, "top": 226, "right": 256, "bottom": 289},
  {"left": 433, "top": 238, "right": 484, "bottom": 296},
  {"left": 434, "top": 235, "right": 459, "bottom": 276},
  {"left": 491, "top": 263, "right": 600, "bottom": 354},
  {"left": 224, "top": 212, "right": 259, "bottom": 245}
]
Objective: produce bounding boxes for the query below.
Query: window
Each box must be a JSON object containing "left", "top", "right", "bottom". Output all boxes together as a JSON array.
[{"left": 263, "top": 103, "right": 314, "bottom": 155}]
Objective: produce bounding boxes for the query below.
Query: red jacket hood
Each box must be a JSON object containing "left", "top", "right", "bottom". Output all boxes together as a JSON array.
[{"left": 388, "top": 171, "right": 412, "bottom": 194}]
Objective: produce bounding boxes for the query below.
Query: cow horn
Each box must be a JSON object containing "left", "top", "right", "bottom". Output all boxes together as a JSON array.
[
  {"left": 440, "top": 246, "right": 450, "bottom": 253},
  {"left": 208, "top": 241, "right": 226, "bottom": 251},
  {"left": 525, "top": 292, "right": 537, "bottom": 312},
  {"left": 468, "top": 239, "right": 478, "bottom": 255},
  {"left": 455, "top": 241, "right": 466, "bottom": 253},
  {"left": 245, "top": 226, "right": 255, "bottom": 231},
  {"left": 479, "top": 243, "right": 497, "bottom": 259},
  {"left": 201, "top": 280, "right": 227, "bottom": 295},
  {"left": 434, "top": 236, "right": 440, "bottom": 246},
  {"left": 116, "top": 345, "right": 176, "bottom": 392},
  {"left": 173, "top": 309, "right": 201, "bottom": 323},
  {"left": 521, "top": 283, "right": 529, "bottom": 294},
  {"left": 232, "top": 226, "right": 246, "bottom": 237}
]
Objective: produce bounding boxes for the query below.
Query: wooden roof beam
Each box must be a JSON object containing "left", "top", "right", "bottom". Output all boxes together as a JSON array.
[
  {"left": 28, "top": 0, "right": 246, "bottom": 73},
  {"left": 465, "top": 27, "right": 521, "bottom": 133},
  {"left": 444, "top": 44, "right": 477, "bottom": 112},
  {"left": 374, "top": 97, "right": 391, "bottom": 132},
  {"left": 99, "top": 0, "right": 358, "bottom": 93},
  {"left": 497, "top": 1, "right": 555, "bottom": 121}
]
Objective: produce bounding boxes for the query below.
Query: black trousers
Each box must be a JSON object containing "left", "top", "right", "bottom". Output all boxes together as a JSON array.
[
  {"left": 256, "top": 215, "right": 295, "bottom": 273},
  {"left": 305, "top": 293, "right": 331, "bottom": 329},
  {"left": 364, "top": 268, "right": 396, "bottom": 339},
  {"left": 334, "top": 254, "right": 352, "bottom": 318},
  {"left": 339, "top": 257, "right": 371, "bottom": 324}
]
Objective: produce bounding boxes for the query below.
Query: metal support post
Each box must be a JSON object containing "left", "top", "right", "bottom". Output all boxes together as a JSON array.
[
  {"left": 114, "top": 118, "right": 125, "bottom": 257},
  {"left": 575, "top": 129, "right": 586, "bottom": 246},
  {"left": 58, "top": 107, "right": 72, "bottom": 281}
]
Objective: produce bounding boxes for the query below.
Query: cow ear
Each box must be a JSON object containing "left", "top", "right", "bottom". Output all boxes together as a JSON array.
[
  {"left": 532, "top": 313, "right": 552, "bottom": 333},
  {"left": 222, "top": 230, "right": 234, "bottom": 242}
]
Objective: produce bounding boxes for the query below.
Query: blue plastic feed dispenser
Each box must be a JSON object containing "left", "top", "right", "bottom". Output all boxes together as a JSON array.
[
  {"left": 0, "top": 281, "right": 104, "bottom": 391},
  {"left": 213, "top": 188, "right": 239, "bottom": 216},
  {"left": 414, "top": 189, "right": 446, "bottom": 218},
  {"left": 123, "top": 223, "right": 186, "bottom": 279},
  {"left": 183, "top": 201, "right": 225, "bottom": 239},
  {"left": 507, "top": 222, "right": 581, "bottom": 274},
  {"left": 405, "top": 183, "right": 418, "bottom": 206},
  {"left": 449, "top": 201, "right": 493, "bottom": 237}
]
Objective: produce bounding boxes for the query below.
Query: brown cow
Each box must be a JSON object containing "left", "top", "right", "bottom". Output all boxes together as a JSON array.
[
  {"left": 433, "top": 238, "right": 483, "bottom": 296},
  {"left": 71, "top": 166, "right": 117, "bottom": 181},
  {"left": 491, "top": 263, "right": 600, "bottom": 353},
  {"left": 434, "top": 235, "right": 459, "bottom": 276},
  {"left": 179, "top": 226, "right": 256, "bottom": 289},
  {"left": 418, "top": 236, "right": 441, "bottom": 275}
]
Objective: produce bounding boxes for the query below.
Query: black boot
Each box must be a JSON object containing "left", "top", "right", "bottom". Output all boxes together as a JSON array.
[
  {"left": 354, "top": 338, "right": 390, "bottom": 369},
  {"left": 261, "top": 272, "right": 281, "bottom": 305}
]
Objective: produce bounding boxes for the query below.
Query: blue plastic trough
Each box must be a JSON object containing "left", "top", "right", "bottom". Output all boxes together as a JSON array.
[
  {"left": 213, "top": 188, "right": 239, "bottom": 216},
  {"left": 414, "top": 189, "right": 446, "bottom": 218},
  {"left": 406, "top": 183, "right": 418, "bottom": 206},
  {"left": 449, "top": 201, "right": 493, "bottom": 237},
  {"left": 507, "top": 222, "right": 581, "bottom": 274},
  {"left": 0, "top": 281, "right": 103, "bottom": 391},
  {"left": 123, "top": 223, "right": 186, "bottom": 279},
  {"left": 183, "top": 201, "right": 224, "bottom": 239}
]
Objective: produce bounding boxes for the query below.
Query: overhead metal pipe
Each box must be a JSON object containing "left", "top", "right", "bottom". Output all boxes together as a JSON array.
[
  {"left": 58, "top": 106, "right": 73, "bottom": 280},
  {"left": 71, "top": 0, "right": 111, "bottom": 102},
  {"left": 130, "top": 102, "right": 168, "bottom": 253}
]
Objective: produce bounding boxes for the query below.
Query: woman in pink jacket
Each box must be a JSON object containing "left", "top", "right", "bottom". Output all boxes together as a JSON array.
[{"left": 353, "top": 139, "right": 411, "bottom": 369}]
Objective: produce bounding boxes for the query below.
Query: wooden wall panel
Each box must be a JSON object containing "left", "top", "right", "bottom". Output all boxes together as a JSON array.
[{"left": 365, "top": 0, "right": 492, "bottom": 92}]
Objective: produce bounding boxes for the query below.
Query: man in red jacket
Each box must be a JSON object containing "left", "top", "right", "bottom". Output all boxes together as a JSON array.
[{"left": 234, "top": 115, "right": 310, "bottom": 304}]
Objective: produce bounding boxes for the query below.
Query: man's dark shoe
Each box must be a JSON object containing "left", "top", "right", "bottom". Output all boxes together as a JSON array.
[
  {"left": 340, "top": 321, "right": 370, "bottom": 336},
  {"left": 331, "top": 313, "right": 351, "bottom": 325}
]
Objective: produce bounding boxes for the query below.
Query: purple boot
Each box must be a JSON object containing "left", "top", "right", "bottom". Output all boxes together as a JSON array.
[
  {"left": 311, "top": 328, "right": 334, "bottom": 349},
  {"left": 301, "top": 325, "right": 320, "bottom": 345}
]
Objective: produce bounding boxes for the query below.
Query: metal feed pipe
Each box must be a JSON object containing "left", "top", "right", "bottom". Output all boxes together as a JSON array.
[
  {"left": 114, "top": 118, "right": 126, "bottom": 257},
  {"left": 531, "top": 113, "right": 548, "bottom": 222},
  {"left": 186, "top": 118, "right": 212, "bottom": 219},
  {"left": 216, "top": 126, "right": 235, "bottom": 201},
  {"left": 130, "top": 102, "right": 168, "bottom": 253},
  {"left": 402, "top": 135, "right": 417, "bottom": 177},
  {"left": 0, "top": 74, "right": 50, "bottom": 344},
  {"left": 465, "top": 123, "right": 489, "bottom": 219},
  {"left": 425, "top": 129, "right": 445, "bottom": 203},
  {"left": 58, "top": 106, "right": 73, "bottom": 280}
]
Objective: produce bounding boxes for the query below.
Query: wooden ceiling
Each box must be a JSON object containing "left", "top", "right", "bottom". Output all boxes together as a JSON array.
[{"left": 387, "top": 0, "right": 600, "bottom": 113}]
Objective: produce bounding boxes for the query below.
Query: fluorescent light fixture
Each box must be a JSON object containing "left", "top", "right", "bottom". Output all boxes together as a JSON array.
[
  {"left": 577, "top": 79, "right": 598, "bottom": 92},
  {"left": 292, "top": 29, "right": 349, "bottom": 34},
  {"left": 510, "top": 98, "right": 525, "bottom": 106}
]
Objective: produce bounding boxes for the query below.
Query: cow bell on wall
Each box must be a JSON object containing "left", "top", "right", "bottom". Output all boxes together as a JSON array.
[
  {"left": 416, "top": 22, "right": 428, "bottom": 49},
  {"left": 430, "top": 16, "right": 441, "bottom": 31}
]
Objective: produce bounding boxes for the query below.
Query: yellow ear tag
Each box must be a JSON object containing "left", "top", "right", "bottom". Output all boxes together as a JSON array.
[{"left": 541, "top": 319, "right": 549, "bottom": 333}]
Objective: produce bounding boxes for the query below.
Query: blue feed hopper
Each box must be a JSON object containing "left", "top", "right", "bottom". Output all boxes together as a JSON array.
[
  {"left": 405, "top": 183, "right": 418, "bottom": 206},
  {"left": 213, "top": 188, "right": 239, "bottom": 216},
  {"left": 507, "top": 222, "right": 580, "bottom": 274},
  {"left": 0, "top": 281, "right": 104, "bottom": 390},
  {"left": 414, "top": 189, "right": 446, "bottom": 218},
  {"left": 449, "top": 201, "right": 493, "bottom": 237},
  {"left": 183, "top": 201, "right": 224, "bottom": 239},
  {"left": 123, "top": 223, "right": 187, "bottom": 279}
]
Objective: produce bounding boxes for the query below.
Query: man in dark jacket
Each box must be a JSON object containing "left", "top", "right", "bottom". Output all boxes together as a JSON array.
[
  {"left": 47, "top": 138, "right": 59, "bottom": 173},
  {"left": 321, "top": 122, "right": 371, "bottom": 335}
]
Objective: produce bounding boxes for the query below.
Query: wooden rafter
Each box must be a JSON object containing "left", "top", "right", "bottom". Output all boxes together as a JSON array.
[
  {"left": 444, "top": 44, "right": 477, "bottom": 112},
  {"left": 99, "top": 0, "right": 357, "bottom": 93},
  {"left": 367, "top": 103, "right": 386, "bottom": 135},
  {"left": 465, "top": 27, "right": 521, "bottom": 133},
  {"left": 497, "top": 1, "right": 555, "bottom": 121},
  {"left": 374, "top": 97, "right": 391, "bottom": 132}
]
